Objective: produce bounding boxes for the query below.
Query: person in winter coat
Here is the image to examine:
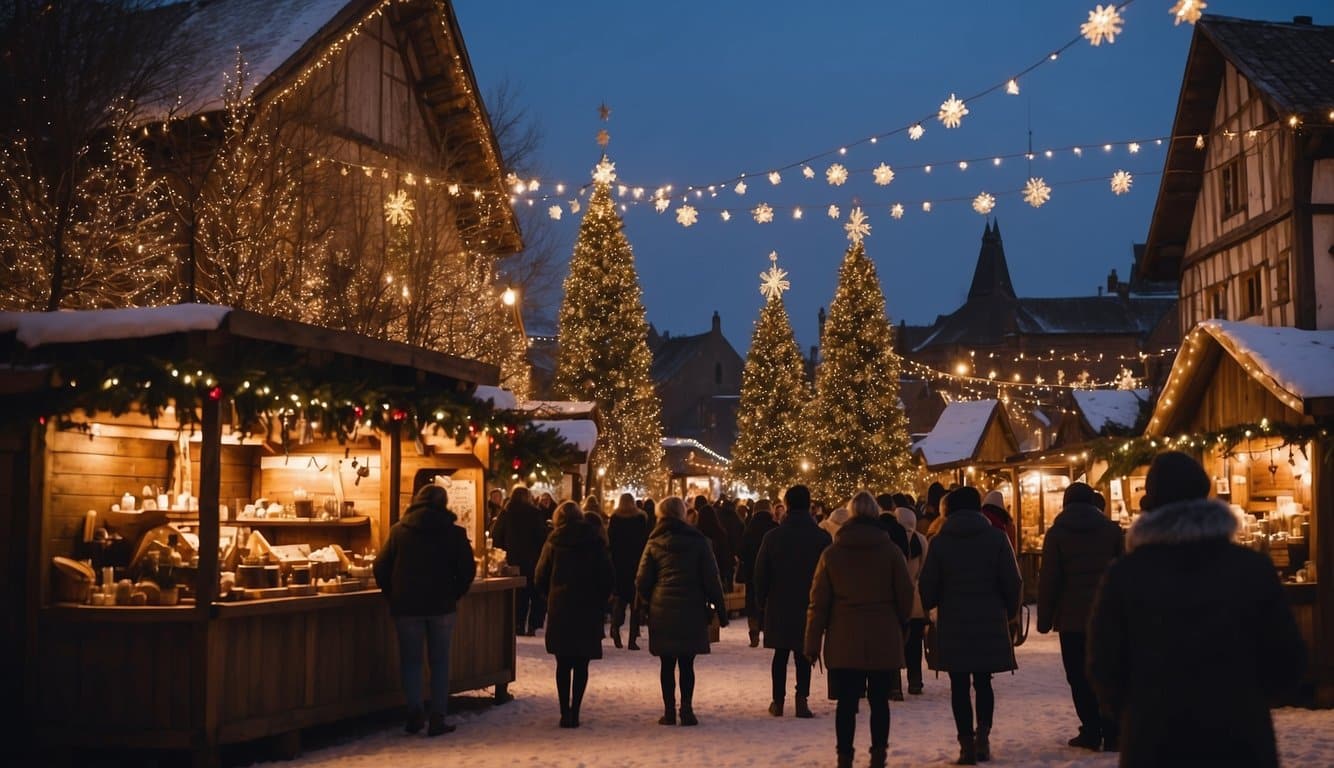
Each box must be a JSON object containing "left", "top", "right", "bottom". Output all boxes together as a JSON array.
[
  {"left": 919, "top": 482, "right": 946, "bottom": 534},
  {"left": 535, "top": 501, "right": 615, "bottom": 728},
  {"left": 753, "top": 485, "right": 831, "bottom": 718},
  {"left": 719, "top": 498, "right": 746, "bottom": 569},
  {"left": 636, "top": 496, "right": 729, "bottom": 727},
  {"left": 373, "top": 484, "right": 477, "bottom": 737},
  {"left": 874, "top": 493, "right": 912, "bottom": 558},
  {"left": 1037, "top": 482, "right": 1125, "bottom": 752},
  {"left": 739, "top": 498, "right": 779, "bottom": 647},
  {"left": 805, "top": 491, "right": 914, "bottom": 768},
  {"left": 896, "top": 506, "right": 930, "bottom": 696},
  {"left": 980, "top": 490, "right": 1018, "bottom": 552},
  {"left": 608, "top": 493, "right": 650, "bottom": 650},
  {"left": 1087, "top": 452, "right": 1306, "bottom": 768},
  {"left": 920, "top": 486, "right": 1022, "bottom": 765},
  {"left": 491, "top": 485, "right": 551, "bottom": 635},
  {"left": 819, "top": 506, "right": 850, "bottom": 538},
  {"left": 696, "top": 497, "right": 736, "bottom": 592}
]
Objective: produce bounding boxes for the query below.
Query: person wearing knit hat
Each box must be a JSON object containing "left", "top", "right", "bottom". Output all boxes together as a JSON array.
[
  {"left": 895, "top": 506, "right": 930, "bottom": 696},
  {"left": 919, "top": 482, "right": 947, "bottom": 531},
  {"left": 980, "top": 490, "right": 1017, "bottom": 552},
  {"left": 819, "top": 506, "right": 851, "bottom": 537},
  {"left": 1087, "top": 452, "right": 1306, "bottom": 767}
]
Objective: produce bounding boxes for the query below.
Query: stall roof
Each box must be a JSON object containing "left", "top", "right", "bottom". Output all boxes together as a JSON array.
[
  {"left": 0, "top": 304, "right": 231, "bottom": 347},
  {"left": 473, "top": 385, "right": 517, "bottom": 411},
  {"left": 1072, "top": 389, "right": 1150, "bottom": 434},
  {"left": 661, "top": 437, "right": 730, "bottom": 477},
  {"left": 517, "top": 400, "right": 598, "bottom": 418},
  {"left": 530, "top": 419, "right": 597, "bottom": 454},
  {"left": 914, "top": 399, "right": 1017, "bottom": 470}
]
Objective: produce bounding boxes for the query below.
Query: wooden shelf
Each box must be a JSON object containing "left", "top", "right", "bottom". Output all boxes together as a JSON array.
[{"left": 211, "top": 515, "right": 370, "bottom": 527}]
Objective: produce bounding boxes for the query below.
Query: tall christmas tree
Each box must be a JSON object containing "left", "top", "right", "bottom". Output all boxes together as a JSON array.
[
  {"left": 553, "top": 153, "right": 663, "bottom": 489},
  {"left": 807, "top": 208, "right": 915, "bottom": 502},
  {"left": 730, "top": 252, "right": 810, "bottom": 500}
]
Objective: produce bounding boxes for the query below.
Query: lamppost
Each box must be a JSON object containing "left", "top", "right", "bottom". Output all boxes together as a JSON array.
[{"left": 501, "top": 286, "right": 526, "bottom": 340}]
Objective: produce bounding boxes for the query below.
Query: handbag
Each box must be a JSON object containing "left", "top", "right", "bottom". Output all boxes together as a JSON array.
[{"left": 1010, "top": 603, "right": 1031, "bottom": 648}]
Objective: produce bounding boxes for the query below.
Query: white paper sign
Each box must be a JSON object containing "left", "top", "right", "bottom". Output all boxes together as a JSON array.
[{"left": 442, "top": 477, "right": 477, "bottom": 545}]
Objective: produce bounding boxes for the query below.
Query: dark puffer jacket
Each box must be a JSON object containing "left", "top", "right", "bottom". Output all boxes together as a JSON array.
[
  {"left": 607, "top": 509, "right": 650, "bottom": 602},
  {"left": 373, "top": 501, "right": 476, "bottom": 616},
  {"left": 1037, "top": 500, "right": 1124, "bottom": 633},
  {"left": 919, "top": 509, "right": 1021, "bottom": 673},
  {"left": 636, "top": 517, "right": 727, "bottom": 657},
  {"left": 753, "top": 509, "right": 831, "bottom": 650},
  {"left": 1088, "top": 498, "right": 1306, "bottom": 768},
  {"left": 535, "top": 520, "right": 615, "bottom": 659},
  {"left": 491, "top": 498, "right": 549, "bottom": 577},
  {"left": 804, "top": 516, "right": 913, "bottom": 672},
  {"left": 737, "top": 509, "right": 778, "bottom": 585}
]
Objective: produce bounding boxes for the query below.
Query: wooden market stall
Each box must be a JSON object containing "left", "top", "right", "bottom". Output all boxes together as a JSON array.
[
  {"left": 1, "top": 306, "right": 524, "bottom": 765},
  {"left": 1143, "top": 319, "right": 1334, "bottom": 705}
]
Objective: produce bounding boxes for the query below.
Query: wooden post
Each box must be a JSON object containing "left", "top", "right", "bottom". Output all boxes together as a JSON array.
[
  {"left": 388, "top": 420, "right": 402, "bottom": 526},
  {"left": 1314, "top": 438, "right": 1334, "bottom": 706},
  {"left": 193, "top": 396, "right": 222, "bottom": 767}
]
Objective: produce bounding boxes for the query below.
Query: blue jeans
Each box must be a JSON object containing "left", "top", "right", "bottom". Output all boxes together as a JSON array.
[{"left": 394, "top": 613, "right": 457, "bottom": 716}]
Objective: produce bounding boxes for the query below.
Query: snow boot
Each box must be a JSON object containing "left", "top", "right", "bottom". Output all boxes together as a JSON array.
[
  {"left": 768, "top": 700, "right": 783, "bottom": 717},
  {"left": 869, "top": 746, "right": 888, "bottom": 768},
  {"left": 611, "top": 626, "right": 622, "bottom": 649},
  {"left": 975, "top": 727, "right": 991, "bottom": 762},
  {"left": 956, "top": 734, "right": 978, "bottom": 765},
  {"left": 794, "top": 696, "right": 814, "bottom": 718}
]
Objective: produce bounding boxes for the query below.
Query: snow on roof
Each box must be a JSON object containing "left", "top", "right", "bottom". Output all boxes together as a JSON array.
[
  {"left": 914, "top": 399, "right": 999, "bottom": 469},
  {"left": 517, "top": 400, "right": 597, "bottom": 417},
  {"left": 472, "top": 385, "right": 517, "bottom": 411},
  {"left": 0, "top": 305, "right": 231, "bottom": 348},
  {"left": 1201, "top": 320, "right": 1334, "bottom": 401},
  {"left": 1072, "top": 389, "right": 1149, "bottom": 434},
  {"left": 531, "top": 419, "right": 597, "bottom": 453}
]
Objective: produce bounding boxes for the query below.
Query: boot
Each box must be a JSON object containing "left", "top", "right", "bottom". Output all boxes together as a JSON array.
[
  {"left": 749, "top": 630, "right": 760, "bottom": 647},
  {"left": 627, "top": 637, "right": 640, "bottom": 651},
  {"left": 427, "top": 713, "right": 455, "bottom": 737},
  {"left": 1067, "top": 727, "right": 1101, "bottom": 751},
  {"left": 956, "top": 734, "right": 978, "bottom": 765},
  {"left": 404, "top": 707, "right": 425, "bottom": 735},
  {"left": 658, "top": 699, "right": 676, "bottom": 726},
  {"left": 679, "top": 707, "right": 698, "bottom": 726},
  {"left": 869, "top": 746, "right": 887, "bottom": 768},
  {"left": 768, "top": 700, "right": 783, "bottom": 717},
  {"left": 559, "top": 697, "right": 572, "bottom": 728},
  {"left": 975, "top": 727, "right": 991, "bottom": 762},
  {"left": 794, "top": 696, "right": 814, "bottom": 718},
  {"left": 611, "top": 626, "right": 623, "bottom": 649},
  {"left": 836, "top": 752, "right": 854, "bottom": 768}
]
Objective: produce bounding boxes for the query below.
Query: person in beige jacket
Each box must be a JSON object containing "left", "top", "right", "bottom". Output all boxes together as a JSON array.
[
  {"left": 896, "top": 506, "right": 930, "bottom": 696},
  {"left": 805, "top": 491, "right": 914, "bottom": 768}
]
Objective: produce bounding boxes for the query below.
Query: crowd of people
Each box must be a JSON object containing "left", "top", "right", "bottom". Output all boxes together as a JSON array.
[{"left": 376, "top": 450, "right": 1308, "bottom": 767}]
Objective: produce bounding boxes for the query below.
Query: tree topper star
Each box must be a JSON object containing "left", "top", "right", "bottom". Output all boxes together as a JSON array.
[
  {"left": 845, "top": 207, "right": 871, "bottom": 244},
  {"left": 592, "top": 158, "right": 616, "bottom": 185},
  {"left": 759, "top": 251, "right": 791, "bottom": 300},
  {"left": 598, "top": 102, "right": 612, "bottom": 121}
]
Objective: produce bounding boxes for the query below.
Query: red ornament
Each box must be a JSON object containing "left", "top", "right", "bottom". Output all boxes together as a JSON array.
[
  {"left": 208, "top": 386, "right": 223, "bottom": 401},
  {"left": 391, "top": 408, "right": 407, "bottom": 422},
  {"left": 353, "top": 405, "right": 364, "bottom": 418},
  {"left": 512, "top": 458, "right": 522, "bottom": 470},
  {"left": 38, "top": 416, "right": 46, "bottom": 425}
]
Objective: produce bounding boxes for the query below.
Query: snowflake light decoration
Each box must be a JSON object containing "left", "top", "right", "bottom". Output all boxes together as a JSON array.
[
  {"left": 844, "top": 207, "right": 871, "bottom": 243},
  {"left": 825, "top": 163, "right": 849, "bottom": 186},
  {"left": 972, "top": 192, "right": 996, "bottom": 215},
  {"left": 735, "top": 180, "right": 747, "bottom": 195},
  {"left": 548, "top": 205, "right": 563, "bottom": 220},
  {"left": 890, "top": 203, "right": 905, "bottom": 220},
  {"left": 1023, "top": 177, "right": 1052, "bottom": 208},
  {"left": 676, "top": 204, "right": 699, "bottom": 227},
  {"left": 759, "top": 251, "right": 791, "bottom": 300},
  {"left": 802, "top": 165, "right": 815, "bottom": 179},
  {"left": 569, "top": 199, "right": 581, "bottom": 214},
  {"left": 1006, "top": 78, "right": 1020, "bottom": 95},
  {"left": 827, "top": 205, "right": 840, "bottom": 219},
  {"left": 654, "top": 197, "right": 670, "bottom": 213},
  {"left": 768, "top": 171, "right": 782, "bottom": 185},
  {"left": 384, "top": 190, "right": 414, "bottom": 227},
  {"left": 922, "top": 201, "right": 932, "bottom": 212},
  {"left": 1128, "top": 142, "right": 1141, "bottom": 154},
  {"left": 1170, "top": 0, "right": 1205, "bottom": 26},
  {"left": 1081, "top": 4, "right": 1124, "bottom": 46},
  {"left": 753, "top": 203, "right": 774, "bottom": 223},
  {"left": 592, "top": 158, "right": 616, "bottom": 184},
  {"left": 908, "top": 123, "right": 925, "bottom": 140},
  {"left": 1111, "top": 170, "right": 1133, "bottom": 195},
  {"left": 721, "top": 210, "right": 731, "bottom": 222},
  {"left": 873, "top": 163, "right": 895, "bottom": 186},
  {"left": 938, "top": 94, "right": 968, "bottom": 129}
]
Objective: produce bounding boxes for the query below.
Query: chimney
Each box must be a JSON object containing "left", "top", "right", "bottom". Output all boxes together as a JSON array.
[
  {"left": 1107, "top": 268, "right": 1119, "bottom": 295},
  {"left": 818, "top": 306, "right": 827, "bottom": 339},
  {"left": 1293, "top": 15, "right": 1313, "bottom": 24},
  {"left": 711, "top": 310, "right": 721, "bottom": 334}
]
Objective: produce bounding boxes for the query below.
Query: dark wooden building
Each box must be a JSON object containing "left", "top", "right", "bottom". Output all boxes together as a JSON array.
[{"left": 649, "top": 311, "right": 745, "bottom": 459}]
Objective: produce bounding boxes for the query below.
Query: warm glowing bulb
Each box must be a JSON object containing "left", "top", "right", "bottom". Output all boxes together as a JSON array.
[{"left": 501, "top": 288, "right": 517, "bottom": 306}]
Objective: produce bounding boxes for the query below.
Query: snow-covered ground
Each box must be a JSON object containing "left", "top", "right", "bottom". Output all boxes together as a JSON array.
[{"left": 268, "top": 625, "right": 1334, "bottom": 767}]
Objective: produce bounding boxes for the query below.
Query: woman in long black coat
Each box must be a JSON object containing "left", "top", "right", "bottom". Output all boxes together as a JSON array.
[
  {"left": 535, "top": 501, "right": 615, "bottom": 728},
  {"left": 920, "top": 486, "right": 1022, "bottom": 765},
  {"left": 738, "top": 499, "right": 779, "bottom": 646},
  {"left": 636, "top": 496, "right": 728, "bottom": 727},
  {"left": 607, "top": 493, "right": 650, "bottom": 650}
]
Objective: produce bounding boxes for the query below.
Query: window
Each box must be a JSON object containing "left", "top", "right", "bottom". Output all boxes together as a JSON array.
[
  {"left": 1220, "top": 158, "right": 1245, "bottom": 218},
  {"left": 1240, "top": 269, "right": 1263, "bottom": 319},
  {"left": 1275, "top": 252, "right": 1291, "bottom": 304},
  {"left": 1210, "top": 284, "right": 1228, "bottom": 320}
]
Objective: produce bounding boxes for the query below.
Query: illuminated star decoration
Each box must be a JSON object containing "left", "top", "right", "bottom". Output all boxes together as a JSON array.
[
  {"left": 1170, "top": 0, "right": 1205, "bottom": 26},
  {"left": 972, "top": 192, "right": 996, "bottom": 215},
  {"left": 922, "top": 201, "right": 933, "bottom": 212},
  {"left": 596, "top": 128, "right": 610, "bottom": 147},
  {"left": 1023, "top": 177, "right": 1052, "bottom": 208},
  {"left": 654, "top": 197, "right": 670, "bottom": 213},
  {"left": 1111, "top": 170, "right": 1133, "bottom": 195},
  {"left": 592, "top": 158, "right": 616, "bottom": 185},
  {"left": 1006, "top": 78, "right": 1020, "bottom": 95},
  {"left": 802, "top": 165, "right": 815, "bottom": 179},
  {"left": 735, "top": 179, "right": 747, "bottom": 195},
  {"left": 873, "top": 163, "right": 895, "bottom": 186},
  {"left": 890, "top": 203, "right": 905, "bottom": 220},
  {"left": 753, "top": 202, "right": 774, "bottom": 223},
  {"left": 768, "top": 171, "right": 782, "bottom": 185},
  {"left": 826, "top": 163, "right": 849, "bottom": 186},
  {"left": 1129, "top": 142, "right": 1141, "bottom": 154},
  {"left": 908, "top": 123, "right": 925, "bottom": 140},
  {"left": 759, "top": 251, "right": 791, "bottom": 300},
  {"left": 676, "top": 204, "right": 699, "bottom": 227},
  {"left": 938, "top": 94, "right": 968, "bottom": 129},
  {"left": 844, "top": 206, "right": 871, "bottom": 244},
  {"left": 598, "top": 102, "right": 612, "bottom": 121},
  {"left": 548, "top": 205, "right": 562, "bottom": 220},
  {"left": 1081, "top": 4, "right": 1124, "bottom": 46},
  {"left": 721, "top": 210, "right": 731, "bottom": 221},
  {"left": 384, "top": 190, "right": 414, "bottom": 227},
  {"left": 827, "top": 204, "right": 840, "bottom": 219}
]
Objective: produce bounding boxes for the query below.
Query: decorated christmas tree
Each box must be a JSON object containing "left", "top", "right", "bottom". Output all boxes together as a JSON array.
[
  {"left": 553, "top": 154, "right": 663, "bottom": 489},
  {"left": 730, "top": 252, "right": 810, "bottom": 500},
  {"left": 807, "top": 208, "right": 915, "bottom": 502}
]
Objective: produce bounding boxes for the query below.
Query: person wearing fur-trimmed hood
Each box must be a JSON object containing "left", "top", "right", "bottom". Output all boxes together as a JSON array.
[{"left": 1087, "top": 451, "right": 1306, "bottom": 768}]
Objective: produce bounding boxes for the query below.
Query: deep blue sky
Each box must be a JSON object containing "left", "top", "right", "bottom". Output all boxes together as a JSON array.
[{"left": 456, "top": 1, "right": 1315, "bottom": 353}]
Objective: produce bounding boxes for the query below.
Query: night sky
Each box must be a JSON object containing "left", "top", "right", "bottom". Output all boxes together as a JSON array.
[{"left": 456, "top": 1, "right": 1316, "bottom": 353}]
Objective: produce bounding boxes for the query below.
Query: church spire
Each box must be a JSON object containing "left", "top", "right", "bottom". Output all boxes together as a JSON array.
[{"left": 967, "top": 218, "right": 1016, "bottom": 300}]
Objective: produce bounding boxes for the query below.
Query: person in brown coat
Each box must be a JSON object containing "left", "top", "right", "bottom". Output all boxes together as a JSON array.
[{"left": 805, "top": 490, "right": 914, "bottom": 768}]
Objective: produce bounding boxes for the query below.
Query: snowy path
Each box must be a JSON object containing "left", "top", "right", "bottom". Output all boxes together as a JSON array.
[{"left": 269, "top": 625, "right": 1334, "bottom": 767}]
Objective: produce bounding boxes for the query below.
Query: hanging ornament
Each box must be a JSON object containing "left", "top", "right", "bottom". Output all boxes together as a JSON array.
[
  {"left": 827, "top": 204, "right": 840, "bottom": 219},
  {"left": 548, "top": 205, "right": 563, "bottom": 220},
  {"left": 802, "top": 165, "right": 816, "bottom": 179},
  {"left": 447, "top": 183, "right": 461, "bottom": 195},
  {"left": 721, "top": 210, "right": 732, "bottom": 221},
  {"left": 383, "top": 190, "right": 415, "bottom": 227},
  {"left": 908, "top": 123, "right": 925, "bottom": 140},
  {"left": 1170, "top": 0, "right": 1206, "bottom": 26},
  {"left": 768, "top": 171, "right": 782, "bottom": 185},
  {"left": 972, "top": 192, "right": 996, "bottom": 215},
  {"left": 1006, "top": 78, "right": 1020, "bottom": 95},
  {"left": 922, "top": 201, "right": 932, "bottom": 212},
  {"left": 1081, "top": 4, "right": 1124, "bottom": 46},
  {"left": 1111, "top": 170, "right": 1133, "bottom": 195},
  {"left": 759, "top": 251, "right": 791, "bottom": 300},
  {"left": 873, "top": 163, "right": 895, "bottom": 186},
  {"left": 592, "top": 158, "right": 616, "bottom": 184},
  {"left": 826, "top": 163, "right": 849, "bottom": 185},
  {"left": 890, "top": 203, "right": 905, "bottom": 220},
  {"left": 675, "top": 204, "right": 699, "bottom": 227},
  {"left": 1023, "top": 177, "right": 1052, "bottom": 208},
  {"left": 1195, "top": 134, "right": 1206, "bottom": 149},
  {"left": 735, "top": 179, "right": 748, "bottom": 195},
  {"left": 938, "top": 94, "right": 968, "bottom": 129},
  {"left": 844, "top": 207, "right": 871, "bottom": 243},
  {"left": 1129, "top": 142, "right": 1141, "bottom": 154},
  {"left": 654, "top": 197, "right": 670, "bottom": 213},
  {"left": 753, "top": 202, "right": 774, "bottom": 223}
]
